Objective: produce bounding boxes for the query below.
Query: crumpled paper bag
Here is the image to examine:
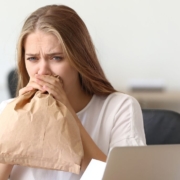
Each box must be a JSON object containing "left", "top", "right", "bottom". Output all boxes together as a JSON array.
[{"left": 0, "top": 90, "right": 84, "bottom": 174}]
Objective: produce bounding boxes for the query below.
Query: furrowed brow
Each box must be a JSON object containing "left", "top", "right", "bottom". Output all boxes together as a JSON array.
[
  {"left": 25, "top": 53, "right": 39, "bottom": 56},
  {"left": 25, "top": 52, "right": 63, "bottom": 56},
  {"left": 47, "top": 52, "right": 64, "bottom": 56}
]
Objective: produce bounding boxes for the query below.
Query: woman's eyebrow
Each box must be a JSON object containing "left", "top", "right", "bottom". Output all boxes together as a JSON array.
[
  {"left": 25, "top": 52, "right": 64, "bottom": 56},
  {"left": 47, "top": 52, "right": 64, "bottom": 56},
  {"left": 25, "top": 53, "right": 39, "bottom": 56}
]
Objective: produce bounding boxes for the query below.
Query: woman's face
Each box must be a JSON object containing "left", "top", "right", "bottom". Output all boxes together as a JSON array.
[{"left": 24, "top": 30, "right": 80, "bottom": 95}]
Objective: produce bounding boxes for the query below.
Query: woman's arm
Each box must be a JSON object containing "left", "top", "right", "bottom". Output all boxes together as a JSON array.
[{"left": 0, "top": 164, "right": 13, "bottom": 180}]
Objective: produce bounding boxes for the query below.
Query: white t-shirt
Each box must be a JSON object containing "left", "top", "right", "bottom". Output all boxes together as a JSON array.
[{"left": 0, "top": 92, "right": 146, "bottom": 180}]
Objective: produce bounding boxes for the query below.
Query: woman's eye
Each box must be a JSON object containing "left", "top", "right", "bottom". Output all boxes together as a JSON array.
[
  {"left": 27, "top": 57, "right": 37, "bottom": 61},
  {"left": 53, "top": 56, "right": 63, "bottom": 61}
]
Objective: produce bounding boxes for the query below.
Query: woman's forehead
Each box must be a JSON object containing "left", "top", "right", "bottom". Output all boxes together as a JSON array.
[{"left": 24, "top": 31, "right": 65, "bottom": 53}]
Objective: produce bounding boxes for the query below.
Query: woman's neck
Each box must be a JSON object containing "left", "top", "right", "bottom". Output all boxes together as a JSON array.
[{"left": 67, "top": 90, "right": 93, "bottom": 113}]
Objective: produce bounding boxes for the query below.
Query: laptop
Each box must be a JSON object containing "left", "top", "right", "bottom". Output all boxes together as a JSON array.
[{"left": 102, "top": 145, "right": 180, "bottom": 180}]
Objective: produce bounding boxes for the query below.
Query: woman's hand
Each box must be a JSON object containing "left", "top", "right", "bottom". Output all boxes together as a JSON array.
[
  {"left": 19, "top": 74, "right": 71, "bottom": 109},
  {"left": 34, "top": 74, "right": 66, "bottom": 102},
  {"left": 19, "top": 76, "right": 46, "bottom": 96},
  {"left": 34, "top": 74, "right": 71, "bottom": 107}
]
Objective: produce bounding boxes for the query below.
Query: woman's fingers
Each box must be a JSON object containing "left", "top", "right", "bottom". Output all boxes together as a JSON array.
[
  {"left": 43, "top": 84, "right": 62, "bottom": 97},
  {"left": 35, "top": 75, "right": 63, "bottom": 90},
  {"left": 35, "top": 74, "right": 63, "bottom": 87},
  {"left": 19, "top": 74, "right": 66, "bottom": 104},
  {"left": 35, "top": 75, "right": 65, "bottom": 102},
  {"left": 40, "top": 79, "right": 64, "bottom": 101},
  {"left": 19, "top": 77, "right": 46, "bottom": 96},
  {"left": 19, "top": 86, "right": 34, "bottom": 96},
  {"left": 28, "top": 80, "right": 45, "bottom": 91}
]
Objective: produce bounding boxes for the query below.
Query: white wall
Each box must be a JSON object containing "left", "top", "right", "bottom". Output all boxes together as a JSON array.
[{"left": 0, "top": 0, "right": 180, "bottom": 101}]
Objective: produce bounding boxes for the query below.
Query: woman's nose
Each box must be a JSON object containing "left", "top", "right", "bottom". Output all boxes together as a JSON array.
[{"left": 37, "top": 61, "right": 51, "bottom": 75}]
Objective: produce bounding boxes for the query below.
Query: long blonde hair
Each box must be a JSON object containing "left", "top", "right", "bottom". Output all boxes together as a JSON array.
[{"left": 16, "top": 5, "right": 116, "bottom": 96}]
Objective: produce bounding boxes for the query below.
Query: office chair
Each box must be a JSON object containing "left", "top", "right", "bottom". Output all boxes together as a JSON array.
[
  {"left": 7, "top": 69, "right": 18, "bottom": 98},
  {"left": 142, "top": 109, "right": 180, "bottom": 145}
]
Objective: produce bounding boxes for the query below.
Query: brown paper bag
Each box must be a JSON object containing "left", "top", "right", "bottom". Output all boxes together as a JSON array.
[{"left": 0, "top": 90, "right": 84, "bottom": 174}]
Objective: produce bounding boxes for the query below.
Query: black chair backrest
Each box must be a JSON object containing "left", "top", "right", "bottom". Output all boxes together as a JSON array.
[
  {"left": 7, "top": 69, "right": 18, "bottom": 98},
  {"left": 142, "top": 109, "right": 180, "bottom": 145}
]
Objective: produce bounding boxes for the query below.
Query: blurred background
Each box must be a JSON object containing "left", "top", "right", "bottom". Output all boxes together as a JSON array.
[{"left": 0, "top": 0, "right": 180, "bottom": 112}]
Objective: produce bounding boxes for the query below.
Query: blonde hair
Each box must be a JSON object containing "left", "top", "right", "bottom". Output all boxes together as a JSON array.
[{"left": 16, "top": 5, "right": 116, "bottom": 96}]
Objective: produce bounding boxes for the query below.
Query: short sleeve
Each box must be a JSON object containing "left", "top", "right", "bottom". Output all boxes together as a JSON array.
[
  {"left": 0, "top": 99, "right": 14, "bottom": 114},
  {"left": 109, "top": 95, "right": 146, "bottom": 150}
]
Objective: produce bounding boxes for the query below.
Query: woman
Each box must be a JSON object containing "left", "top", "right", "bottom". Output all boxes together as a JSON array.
[{"left": 0, "top": 4, "right": 146, "bottom": 180}]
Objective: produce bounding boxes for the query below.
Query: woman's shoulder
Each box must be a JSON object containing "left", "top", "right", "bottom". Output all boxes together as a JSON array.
[
  {"left": 92, "top": 92, "right": 142, "bottom": 118},
  {"left": 0, "top": 98, "right": 14, "bottom": 114},
  {"left": 105, "top": 92, "right": 140, "bottom": 108}
]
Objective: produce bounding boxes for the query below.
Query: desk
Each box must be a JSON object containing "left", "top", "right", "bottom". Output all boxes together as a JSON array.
[{"left": 127, "top": 91, "right": 180, "bottom": 113}]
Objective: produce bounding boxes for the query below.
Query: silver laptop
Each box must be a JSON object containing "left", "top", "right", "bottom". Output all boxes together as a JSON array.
[{"left": 102, "top": 145, "right": 180, "bottom": 180}]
